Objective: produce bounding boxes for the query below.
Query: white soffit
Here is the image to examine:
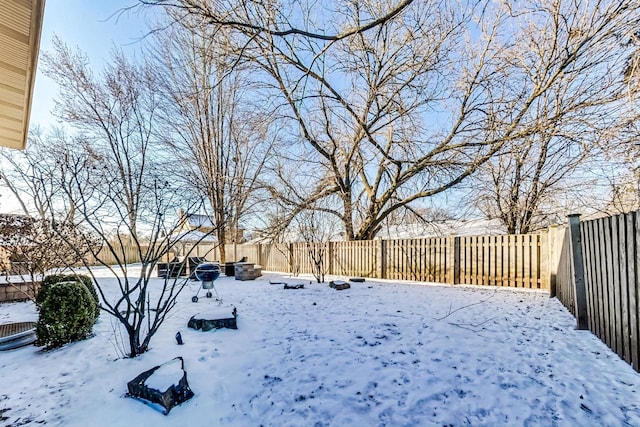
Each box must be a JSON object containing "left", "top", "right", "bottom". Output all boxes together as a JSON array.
[{"left": 0, "top": 0, "right": 45, "bottom": 150}]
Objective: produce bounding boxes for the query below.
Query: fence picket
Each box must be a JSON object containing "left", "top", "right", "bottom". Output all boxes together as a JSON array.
[
  {"left": 612, "top": 215, "right": 622, "bottom": 356},
  {"left": 618, "top": 215, "right": 631, "bottom": 364},
  {"left": 633, "top": 212, "right": 640, "bottom": 371},
  {"left": 582, "top": 221, "right": 595, "bottom": 334}
]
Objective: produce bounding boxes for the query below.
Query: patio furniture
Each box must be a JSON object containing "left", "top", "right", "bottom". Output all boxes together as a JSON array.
[
  {"left": 234, "top": 262, "right": 262, "bottom": 281},
  {"left": 158, "top": 257, "right": 192, "bottom": 279},
  {"left": 224, "top": 256, "right": 247, "bottom": 277}
]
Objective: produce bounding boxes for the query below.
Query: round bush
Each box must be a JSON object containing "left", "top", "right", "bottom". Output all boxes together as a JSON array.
[
  {"left": 36, "top": 280, "right": 97, "bottom": 349},
  {"left": 39, "top": 274, "right": 100, "bottom": 321}
]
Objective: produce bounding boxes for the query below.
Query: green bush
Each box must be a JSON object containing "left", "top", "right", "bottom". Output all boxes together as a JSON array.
[
  {"left": 39, "top": 274, "right": 100, "bottom": 321},
  {"left": 36, "top": 280, "right": 97, "bottom": 349}
]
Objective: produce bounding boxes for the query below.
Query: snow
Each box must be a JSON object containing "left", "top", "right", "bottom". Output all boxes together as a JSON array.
[
  {"left": 169, "top": 229, "right": 217, "bottom": 243},
  {"left": 142, "top": 358, "right": 187, "bottom": 391},
  {"left": 1, "top": 267, "right": 640, "bottom": 426}
]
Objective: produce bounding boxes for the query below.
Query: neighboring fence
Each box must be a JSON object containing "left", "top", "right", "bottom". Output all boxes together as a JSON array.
[
  {"left": 0, "top": 280, "right": 40, "bottom": 302},
  {"left": 224, "top": 230, "right": 564, "bottom": 290},
  {"left": 84, "top": 241, "right": 225, "bottom": 267},
  {"left": 556, "top": 211, "right": 640, "bottom": 372},
  {"left": 80, "top": 230, "right": 566, "bottom": 292},
  {"left": 85, "top": 244, "right": 147, "bottom": 266}
]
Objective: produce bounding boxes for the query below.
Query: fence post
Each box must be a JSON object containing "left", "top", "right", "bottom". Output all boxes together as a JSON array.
[
  {"left": 568, "top": 214, "right": 588, "bottom": 330},
  {"left": 327, "top": 241, "right": 334, "bottom": 275},
  {"left": 447, "top": 236, "right": 460, "bottom": 284},
  {"left": 454, "top": 237, "right": 461, "bottom": 284},
  {"left": 378, "top": 239, "right": 387, "bottom": 279},
  {"left": 289, "top": 243, "right": 294, "bottom": 274}
]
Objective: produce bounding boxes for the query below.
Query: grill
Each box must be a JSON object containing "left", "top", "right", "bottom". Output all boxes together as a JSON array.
[{"left": 192, "top": 263, "right": 221, "bottom": 303}]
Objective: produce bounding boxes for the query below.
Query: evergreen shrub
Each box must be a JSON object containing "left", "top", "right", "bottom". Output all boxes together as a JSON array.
[
  {"left": 35, "top": 279, "right": 97, "bottom": 349},
  {"left": 38, "top": 274, "right": 100, "bottom": 320}
]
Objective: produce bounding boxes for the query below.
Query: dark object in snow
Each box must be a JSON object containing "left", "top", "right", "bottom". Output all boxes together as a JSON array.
[
  {"left": 224, "top": 256, "right": 247, "bottom": 277},
  {"left": 192, "top": 263, "right": 221, "bottom": 303},
  {"left": 126, "top": 357, "right": 194, "bottom": 415},
  {"left": 284, "top": 284, "right": 305, "bottom": 289},
  {"left": 329, "top": 280, "right": 350, "bottom": 290},
  {"left": 224, "top": 262, "right": 235, "bottom": 277},
  {"left": 349, "top": 277, "right": 365, "bottom": 283},
  {"left": 157, "top": 258, "right": 189, "bottom": 278},
  {"left": 188, "top": 307, "right": 238, "bottom": 331},
  {"left": 175, "top": 332, "right": 183, "bottom": 345},
  {"left": 580, "top": 403, "right": 593, "bottom": 414}
]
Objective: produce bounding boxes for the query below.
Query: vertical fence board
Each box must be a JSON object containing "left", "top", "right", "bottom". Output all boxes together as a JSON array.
[
  {"left": 582, "top": 221, "right": 595, "bottom": 334},
  {"left": 612, "top": 216, "right": 623, "bottom": 356},
  {"left": 508, "top": 235, "right": 515, "bottom": 287},
  {"left": 523, "top": 235, "right": 531, "bottom": 288},
  {"left": 535, "top": 235, "right": 542, "bottom": 289},
  {"left": 484, "top": 235, "right": 489, "bottom": 286},
  {"left": 591, "top": 220, "right": 601, "bottom": 335},
  {"left": 618, "top": 215, "right": 631, "bottom": 364},
  {"left": 634, "top": 212, "right": 640, "bottom": 371},
  {"left": 596, "top": 219, "right": 609, "bottom": 347},
  {"left": 495, "top": 236, "right": 502, "bottom": 286},
  {"left": 605, "top": 217, "right": 615, "bottom": 351}
]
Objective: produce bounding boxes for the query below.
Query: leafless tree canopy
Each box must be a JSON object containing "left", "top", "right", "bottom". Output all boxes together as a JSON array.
[
  {"left": 165, "top": 0, "right": 636, "bottom": 239},
  {"left": 35, "top": 40, "right": 225, "bottom": 357},
  {"left": 137, "top": 0, "right": 416, "bottom": 41},
  {"left": 152, "top": 12, "right": 273, "bottom": 262}
]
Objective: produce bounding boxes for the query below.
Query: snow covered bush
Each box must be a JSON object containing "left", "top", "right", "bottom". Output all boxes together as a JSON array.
[
  {"left": 35, "top": 279, "right": 97, "bottom": 349},
  {"left": 38, "top": 274, "right": 100, "bottom": 321}
]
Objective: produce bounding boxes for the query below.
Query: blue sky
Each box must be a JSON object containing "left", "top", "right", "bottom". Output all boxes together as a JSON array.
[
  {"left": 30, "top": 0, "right": 148, "bottom": 129},
  {"left": 0, "top": 1, "right": 148, "bottom": 213}
]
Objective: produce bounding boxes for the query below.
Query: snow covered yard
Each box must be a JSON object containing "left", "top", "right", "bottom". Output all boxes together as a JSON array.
[{"left": 1, "top": 269, "right": 640, "bottom": 426}]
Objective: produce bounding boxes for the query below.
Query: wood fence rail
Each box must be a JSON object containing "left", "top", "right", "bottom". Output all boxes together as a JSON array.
[{"left": 225, "top": 230, "right": 564, "bottom": 291}]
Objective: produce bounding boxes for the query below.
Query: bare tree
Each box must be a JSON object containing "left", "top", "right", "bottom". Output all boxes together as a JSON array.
[
  {"left": 68, "top": 165, "right": 213, "bottom": 357},
  {"left": 136, "top": 0, "right": 416, "bottom": 41},
  {"left": 294, "top": 209, "right": 340, "bottom": 283},
  {"left": 134, "top": 1, "right": 640, "bottom": 241},
  {"left": 241, "top": 0, "right": 636, "bottom": 240},
  {"left": 152, "top": 14, "right": 272, "bottom": 263},
  {"left": 471, "top": 2, "right": 639, "bottom": 233},
  {"left": 474, "top": 131, "right": 595, "bottom": 234},
  {"left": 0, "top": 130, "right": 63, "bottom": 219},
  {"left": 34, "top": 38, "right": 221, "bottom": 357},
  {"left": 0, "top": 214, "right": 100, "bottom": 299},
  {"left": 42, "top": 37, "right": 164, "bottom": 237}
]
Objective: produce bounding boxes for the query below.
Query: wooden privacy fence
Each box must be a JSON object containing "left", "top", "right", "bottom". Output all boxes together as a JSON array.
[
  {"left": 84, "top": 242, "right": 220, "bottom": 267},
  {"left": 556, "top": 212, "right": 640, "bottom": 371},
  {"left": 85, "top": 244, "right": 146, "bottom": 266},
  {"left": 226, "top": 230, "right": 562, "bottom": 290}
]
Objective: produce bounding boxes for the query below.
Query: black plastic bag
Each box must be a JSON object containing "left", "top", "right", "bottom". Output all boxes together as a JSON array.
[{"left": 126, "top": 356, "right": 194, "bottom": 415}]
